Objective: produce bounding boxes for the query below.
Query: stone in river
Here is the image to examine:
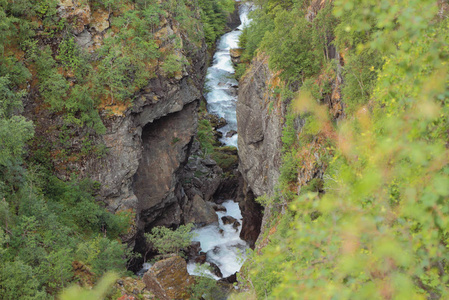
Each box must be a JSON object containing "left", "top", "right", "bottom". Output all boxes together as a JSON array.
[
  {"left": 209, "top": 262, "right": 223, "bottom": 278},
  {"left": 225, "top": 130, "right": 237, "bottom": 138},
  {"left": 221, "top": 215, "right": 237, "bottom": 225}
]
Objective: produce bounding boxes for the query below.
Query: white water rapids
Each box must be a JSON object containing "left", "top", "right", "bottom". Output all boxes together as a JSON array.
[
  {"left": 187, "top": 3, "right": 252, "bottom": 280},
  {"left": 204, "top": 3, "right": 251, "bottom": 148}
]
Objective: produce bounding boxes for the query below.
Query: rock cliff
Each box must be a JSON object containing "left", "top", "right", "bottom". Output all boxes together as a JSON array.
[
  {"left": 41, "top": 1, "right": 210, "bottom": 245},
  {"left": 237, "top": 54, "right": 285, "bottom": 198}
]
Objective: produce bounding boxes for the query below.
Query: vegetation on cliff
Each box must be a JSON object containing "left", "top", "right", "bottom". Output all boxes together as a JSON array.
[
  {"left": 235, "top": 0, "right": 449, "bottom": 299},
  {"left": 0, "top": 0, "right": 235, "bottom": 298}
]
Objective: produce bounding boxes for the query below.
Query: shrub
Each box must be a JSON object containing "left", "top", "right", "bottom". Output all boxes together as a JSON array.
[{"left": 145, "top": 224, "right": 196, "bottom": 255}]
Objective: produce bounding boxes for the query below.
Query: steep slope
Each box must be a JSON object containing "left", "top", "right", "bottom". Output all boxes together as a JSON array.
[{"left": 233, "top": 0, "right": 449, "bottom": 299}]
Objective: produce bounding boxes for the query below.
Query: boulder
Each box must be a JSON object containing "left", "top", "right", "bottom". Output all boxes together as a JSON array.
[
  {"left": 221, "top": 216, "right": 237, "bottom": 225},
  {"left": 225, "top": 130, "right": 237, "bottom": 138},
  {"left": 219, "top": 273, "right": 237, "bottom": 284},
  {"left": 209, "top": 262, "right": 223, "bottom": 278},
  {"left": 194, "top": 252, "right": 207, "bottom": 264},
  {"left": 229, "top": 48, "right": 243, "bottom": 66},
  {"left": 212, "top": 204, "right": 227, "bottom": 212},
  {"left": 115, "top": 276, "right": 154, "bottom": 300},
  {"left": 143, "top": 256, "right": 194, "bottom": 300},
  {"left": 183, "top": 194, "right": 218, "bottom": 225}
]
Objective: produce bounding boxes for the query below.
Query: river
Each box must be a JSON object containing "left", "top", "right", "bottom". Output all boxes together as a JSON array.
[
  {"left": 137, "top": 2, "right": 252, "bottom": 282},
  {"left": 186, "top": 3, "right": 252, "bottom": 280}
]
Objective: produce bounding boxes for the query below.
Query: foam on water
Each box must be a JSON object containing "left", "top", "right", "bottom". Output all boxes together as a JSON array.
[
  {"left": 188, "top": 3, "right": 253, "bottom": 281},
  {"left": 187, "top": 200, "right": 248, "bottom": 279},
  {"left": 136, "top": 262, "right": 152, "bottom": 277},
  {"left": 205, "top": 3, "right": 252, "bottom": 148}
]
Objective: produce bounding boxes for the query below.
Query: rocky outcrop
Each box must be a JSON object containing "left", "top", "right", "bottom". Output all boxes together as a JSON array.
[
  {"left": 115, "top": 277, "right": 154, "bottom": 300},
  {"left": 133, "top": 101, "right": 199, "bottom": 230},
  {"left": 183, "top": 194, "right": 218, "bottom": 226},
  {"left": 237, "top": 179, "right": 263, "bottom": 248},
  {"left": 230, "top": 48, "right": 243, "bottom": 66},
  {"left": 56, "top": 2, "right": 209, "bottom": 245},
  {"left": 143, "top": 256, "right": 194, "bottom": 300},
  {"left": 226, "top": 2, "right": 242, "bottom": 31},
  {"left": 237, "top": 54, "right": 285, "bottom": 198}
]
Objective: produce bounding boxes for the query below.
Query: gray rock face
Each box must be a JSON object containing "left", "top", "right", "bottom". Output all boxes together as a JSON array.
[
  {"left": 133, "top": 101, "right": 198, "bottom": 229},
  {"left": 76, "top": 14, "right": 208, "bottom": 244},
  {"left": 183, "top": 194, "right": 218, "bottom": 226},
  {"left": 237, "top": 55, "right": 285, "bottom": 198}
]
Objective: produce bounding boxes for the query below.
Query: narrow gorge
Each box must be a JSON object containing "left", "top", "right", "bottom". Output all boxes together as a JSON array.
[{"left": 2, "top": 0, "right": 448, "bottom": 299}]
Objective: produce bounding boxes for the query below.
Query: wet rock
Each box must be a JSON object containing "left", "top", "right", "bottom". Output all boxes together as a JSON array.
[
  {"left": 221, "top": 216, "right": 238, "bottom": 225},
  {"left": 185, "top": 241, "right": 201, "bottom": 258},
  {"left": 209, "top": 262, "right": 223, "bottom": 278},
  {"left": 239, "top": 185, "right": 263, "bottom": 249},
  {"left": 230, "top": 48, "right": 243, "bottom": 66},
  {"left": 143, "top": 256, "right": 194, "bottom": 300},
  {"left": 232, "top": 220, "right": 241, "bottom": 231},
  {"left": 207, "top": 114, "right": 227, "bottom": 129},
  {"left": 219, "top": 273, "right": 237, "bottom": 284},
  {"left": 225, "top": 130, "right": 237, "bottom": 138},
  {"left": 194, "top": 252, "right": 207, "bottom": 264},
  {"left": 213, "top": 204, "right": 227, "bottom": 212},
  {"left": 183, "top": 194, "right": 218, "bottom": 226},
  {"left": 185, "top": 242, "right": 208, "bottom": 264}
]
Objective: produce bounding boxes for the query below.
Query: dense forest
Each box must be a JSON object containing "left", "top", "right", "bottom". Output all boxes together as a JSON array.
[
  {"left": 233, "top": 0, "right": 449, "bottom": 299},
  {"left": 2, "top": 0, "right": 449, "bottom": 299}
]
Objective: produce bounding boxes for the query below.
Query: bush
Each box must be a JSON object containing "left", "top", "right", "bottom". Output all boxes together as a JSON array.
[{"left": 145, "top": 224, "right": 196, "bottom": 255}]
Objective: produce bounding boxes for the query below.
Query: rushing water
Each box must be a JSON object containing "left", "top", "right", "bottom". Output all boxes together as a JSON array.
[
  {"left": 187, "top": 200, "right": 248, "bottom": 279},
  {"left": 138, "top": 3, "right": 252, "bottom": 282},
  {"left": 204, "top": 3, "right": 251, "bottom": 148},
  {"left": 187, "top": 4, "right": 252, "bottom": 280}
]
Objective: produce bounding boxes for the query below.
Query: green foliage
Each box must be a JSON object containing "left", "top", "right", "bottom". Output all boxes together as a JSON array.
[
  {"left": 261, "top": 8, "right": 321, "bottom": 82},
  {"left": 0, "top": 76, "right": 34, "bottom": 192},
  {"left": 161, "top": 54, "right": 187, "bottom": 77},
  {"left": 57, "top": 37, "right": 82, "bottom": 71},
  {"left": 340, "top": 48, "right": 382, "bottom": 113},
  {"left": 0, "top": 168, "right": 130, "bottom": 297},
  {"left": 198, "top": 0, "right": 235, "bottom": 47},
  {"left": 75, "top": 236, "right": 128, "bottom": 276},
  {"left": 255, "top": 194, "right": 273, "bottom": 207},
  {"left": 239, "top": 0, "right": 449, "bottom": 299},
  {"left": 279, "top": 110, "right": 299, "bottom": 185},
  {"left": 210, "top": 146, "right": 238, "bottom": 171},
  {"left": 189, "top": 264, "right": 221, "bottom": 300},
  {"left": 33, "top": 46, "right": 70, "bottom": 111},
  {"left": 145, "top": 223, "right": 196, "bottom": 255},
  {"left": 59, "top": 272, "right": 118, "bottom": 300},
  {"left": 0, "top": 260, "right": 48, "bottom": 300},
  {"left": 197, "top": 119, "right": 216, "bottom": 155}
]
